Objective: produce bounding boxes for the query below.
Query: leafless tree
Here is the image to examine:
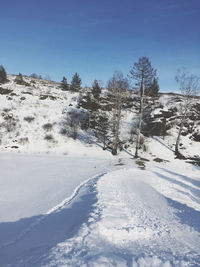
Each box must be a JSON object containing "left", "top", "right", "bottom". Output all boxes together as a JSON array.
[
  {"left": 108, "top": 71, "right": 129, "bottom": 155},
  {"left": 175, "top": 69, "right": 200, "bottom": 157},
  {"left": 129, "top": 57, "right": 156, "bottom": 158}
]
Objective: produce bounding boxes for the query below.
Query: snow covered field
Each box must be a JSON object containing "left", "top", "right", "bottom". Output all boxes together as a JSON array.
[{"left": 0, "top": 144, "right": 200, "bottom": 266}]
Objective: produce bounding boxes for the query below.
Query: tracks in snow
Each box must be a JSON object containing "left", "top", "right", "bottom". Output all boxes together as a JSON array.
[{"left": 0, "top": 172, "right": 106, "bottom": 267}]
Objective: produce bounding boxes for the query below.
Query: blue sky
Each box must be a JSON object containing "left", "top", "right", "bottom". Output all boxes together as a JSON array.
[{"left": 0, "top": 0, "right": 199, "bottom": 91}]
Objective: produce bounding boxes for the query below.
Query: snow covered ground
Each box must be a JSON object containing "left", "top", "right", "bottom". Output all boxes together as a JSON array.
[
  {"left": 41, "top": 162, "right": 200, "bottom": 267},
  {"left": 0, "top": 151, "right": 114, "bottom": 223},
  {"left": 0, "top": 75, "right": 200, "bottom": 266},
  {"left": 0, "top": 138, "right": 200, "bottom": 267}
]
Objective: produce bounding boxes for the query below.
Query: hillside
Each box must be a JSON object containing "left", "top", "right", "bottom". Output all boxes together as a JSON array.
[{"left": 0, "top": 75, "right": 200, "bottom": 160}]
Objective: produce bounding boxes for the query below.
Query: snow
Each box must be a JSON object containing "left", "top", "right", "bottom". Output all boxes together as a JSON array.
[
  {"left": 41, "top": 164, "right": 200, "bottom": 267},
  {"left": 0, "top": 76, "right": 200, "bottom": 266},
  {"left": 0, "top": 147, "right": 200, "bottom": 266},
  {"left": 0, "top": 151, "right": 114, "bottom": 223},
  {"left": 1, "top": 75, "right": 200, "bottom": 159}
]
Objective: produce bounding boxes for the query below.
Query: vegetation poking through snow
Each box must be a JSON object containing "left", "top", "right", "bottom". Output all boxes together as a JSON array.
[{"left": 0, "top": 70, "right": 199, "bottom": 159}]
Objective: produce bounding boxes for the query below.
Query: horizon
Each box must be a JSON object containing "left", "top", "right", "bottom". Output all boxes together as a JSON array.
[{"left": 0, "top": 0, "right": 200, "bottom": 92}]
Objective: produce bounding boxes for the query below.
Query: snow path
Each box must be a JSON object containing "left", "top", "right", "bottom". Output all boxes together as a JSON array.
[
  {"left": 0, "top": 173, "right": 106, "bottom": 266},
  {"left": 41, "top": 168, "right": 200, "bottom": 267}
]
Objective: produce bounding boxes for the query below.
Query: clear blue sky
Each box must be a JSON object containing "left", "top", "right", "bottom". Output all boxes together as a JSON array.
[{"left": 0, "top": 0, "right": 200, "bottom": 91}]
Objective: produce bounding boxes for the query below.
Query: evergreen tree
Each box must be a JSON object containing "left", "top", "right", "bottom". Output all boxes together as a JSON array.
[
  {"left": 0, "top": 65, "right": 7, "bottom": 84},
  {"left": 79, "top": 91, "right": 99, "bottom": 129},
  {"left": 96, "top": 111, "right": 109, "bottom": 150},
  {"left": 148, "top": 78, "right": 159, "bottom": 97},
  {"left": 71, "top": 72, "right": 81, "bottom": 91},
  {"left": 61, "top": 76, "right": 69, "bottom": 91},
  {"left": 15, "top": 73, "right": 23, "bottom": 84},
  {"left": 129, "top": 57, "right": 156, "bottom": 96},
  {"left": 92, "top": 79, "right": 101, "bottom": 102}
]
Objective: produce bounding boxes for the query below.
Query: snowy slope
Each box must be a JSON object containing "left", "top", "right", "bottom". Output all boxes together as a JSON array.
[
  {"left": 0, "top": 75, "right": 80, "bottom": 153},
  {"left": 0, "top": 75, "right": 200, "bottom": 158}
]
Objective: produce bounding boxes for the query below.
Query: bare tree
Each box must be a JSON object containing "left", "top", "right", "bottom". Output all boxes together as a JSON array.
[
  {"left": 129, "top": 57, "right": 156, "bottom": 158},
  {"left": 108, "top": 71, "right": 129, "bottom": 155},
  {"left": 175, "top": 69, "right": 200, "bottom": 157}
]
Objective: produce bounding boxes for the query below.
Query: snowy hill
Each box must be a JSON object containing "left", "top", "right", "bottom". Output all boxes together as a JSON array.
[
  {"left": 0, "top": 75, "right": 80, "bottom": 153},
  {"left": 0, "top": 74, "right": 200, "bottom": 160}
]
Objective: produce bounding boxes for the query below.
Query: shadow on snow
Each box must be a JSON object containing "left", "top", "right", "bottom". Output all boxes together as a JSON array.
[
  {"left": 0, "top": 177, "right": 100, "bottom": 267},
  {"left": 154, "top": 169, "right": 200, "bottom": 232}
]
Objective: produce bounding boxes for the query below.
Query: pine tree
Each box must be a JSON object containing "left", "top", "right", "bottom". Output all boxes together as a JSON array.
[
  {"left": 15, "top": 73, "right": 23, "bottom": 84},
  {"left": 96, "top": 111, "right": 109, "bottom": 150},
  {"left": 129, "top": 57, "right": 156, "bottom": 96},
  {"left": 0, "top": 65, "right": 7, "bottom": 84},
  {"left": 71, "top": 72, "right": 81, "bottom": 91},
  {"left": 79, "top": 91, "right": 99, "bottom": 129},
  {"left": 92, "top": 79, "right": 101, "bottom": 102},
  {"left": 148, "top": 78, "right": 159, "bottom": 97},
  {"left": 61, "top": 76, "right": 69, "bottom": 91}
]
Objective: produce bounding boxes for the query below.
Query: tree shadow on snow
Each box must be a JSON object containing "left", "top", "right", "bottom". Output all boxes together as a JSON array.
[
  {"left": 154, "top": 171, "right": 200, "bottom": 202},
  {"left": 152, "top": 137, "right": 174, "bottom": 153},
  {"left": 0, "top": 178, "right": 100, "bottom": 267},
  {"left": 157, "top": 167, "right": 200, "bottom": 188},
  {"left": 154, "top": 169, "right": 200, "bottom": 232},
  {"left": 165, "top": 196, "right": 200, "bottom": 233}
]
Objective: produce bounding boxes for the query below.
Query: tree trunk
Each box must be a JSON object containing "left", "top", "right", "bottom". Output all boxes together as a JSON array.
[
  {"left": 175, "top": 107, "right": 187, "bottom": 157},
  {"left": 112, "top": 111, "right": 120, "bottom": 155},
  {"left": 103, "top": 134, "right": 106, "bottom": 150},
  {"left": 135, "top": 81, "right": 144, "bottom": 158},
  {"left": 112, "top": 90, "right": 122, "bottom": 156}
]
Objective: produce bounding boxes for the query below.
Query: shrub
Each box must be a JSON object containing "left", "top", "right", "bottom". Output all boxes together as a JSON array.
[
  {"left": 40, "top": 95, "right": 48, "bottom": 100},
  {"left": 3, "top": 118, "right": 17, "bottom": 132},
  {"left": 24, "top": 116, "right": 35, "bottom": 123},
  {"left": 19, "top": 137, "right": 29, "bottom": 144},
  {"left": 0, "top": 87, "right": 12, "bottom": 95},
  {"left": 136, "top": 160, "right": 146, "bottom": 170},
  {"left": 22, "top": 91, "right": 32, "bottom": 95},
  {"left": 3, "top": 108, "right": 11, "bottom": 113},
  {"left": 43, "top": 123, "right": 53, "bottom": 131},
  {"left": 60, "top": 128, "right": 67, "bottom": 135},
  {"left": 44, "top": 134, "right": 54, "bottom": 141}
]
